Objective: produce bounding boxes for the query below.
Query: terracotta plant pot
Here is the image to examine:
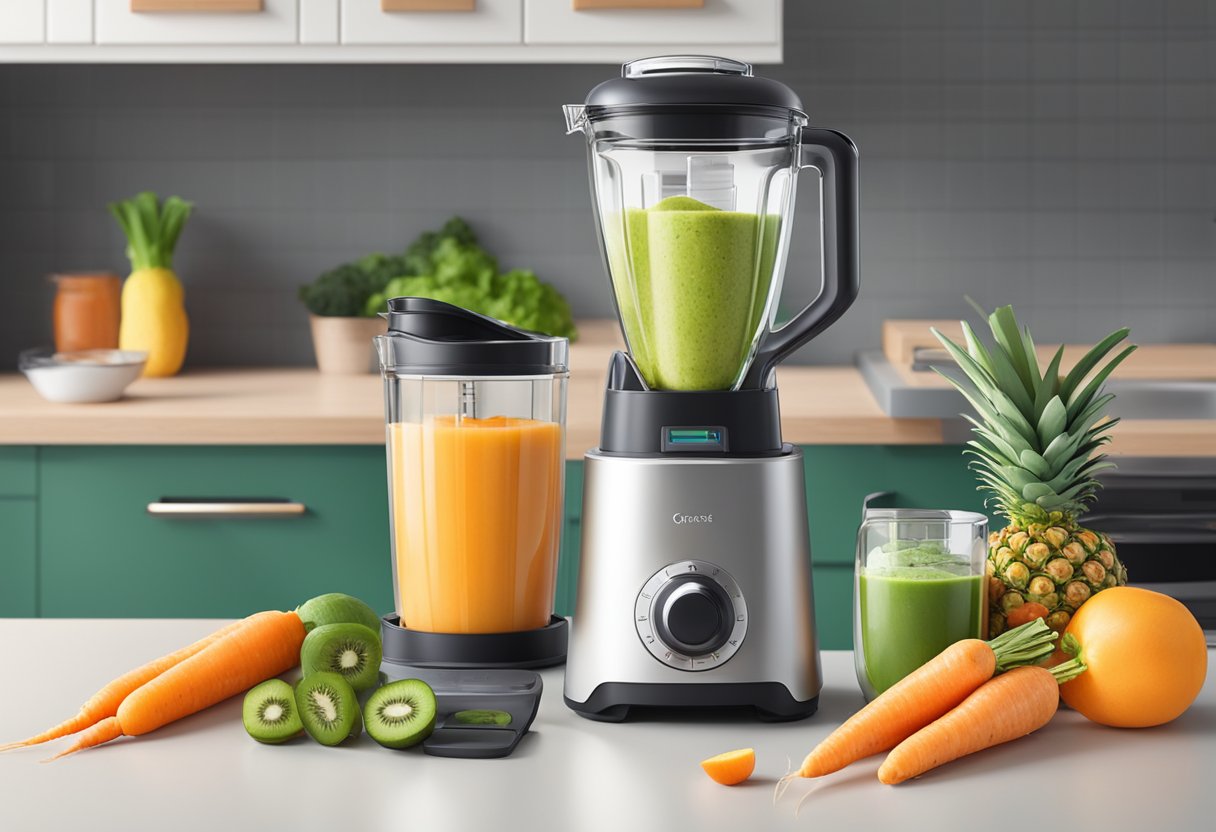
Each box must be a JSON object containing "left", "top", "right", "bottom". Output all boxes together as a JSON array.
[{"left": 308, "top": 315, "right": 385, "bottom": 374}]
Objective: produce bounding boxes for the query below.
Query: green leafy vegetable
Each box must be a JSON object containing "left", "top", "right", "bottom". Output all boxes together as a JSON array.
[
  {"left": 108, "top": 191, "right": 193, "bottom": 271},
  {"left": 299, "top": 217, "right": 577, "bottom": 340}
]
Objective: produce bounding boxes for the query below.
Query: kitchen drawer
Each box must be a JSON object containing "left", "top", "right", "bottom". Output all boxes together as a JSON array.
[
  {"left": 0, "top": 448, "right": 37, "bottom": 498},
  {"left": 341, "top": 0, "right": 522, "bottom": 45},
  {"left": 0, "top": 500, "right": 37, "bottom": 617},
  {"left": 96, "top": 0, "right": 298, "bottom": 45},
  {"left": 524, "top": 0, "right": 779, "bottom": 46},
  {"left": 39, "top": 446, "right": 393, "bottom": 617},
  {"left": 0, "top": 0, "right": 45, "bottom": 44}
]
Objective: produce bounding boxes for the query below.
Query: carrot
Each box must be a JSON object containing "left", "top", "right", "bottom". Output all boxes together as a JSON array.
[
  {"left": 793, "top": 619, "right": 1058, "bottom": 780},
  {"left": 1005, "top": 602, "right": 1049, "bottom": 629},
  {"left": 46, "top": 610, "right": 305, "bottom": 761},
  {"left": 0, "top": 613, "right": 272, "bottom": 753},
  {"left": 877, "top": 660, "right": 1086, "bottom": 785}
]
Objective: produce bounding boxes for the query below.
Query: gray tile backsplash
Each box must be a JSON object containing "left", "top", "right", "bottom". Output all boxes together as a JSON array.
[{"left": 0, "top": 0, "right": 1212, "bottom": 369}]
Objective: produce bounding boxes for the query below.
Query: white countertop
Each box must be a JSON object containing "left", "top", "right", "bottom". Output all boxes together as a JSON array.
[{"left": 2, "top": 619, "right": 1213, "bottom": 832}]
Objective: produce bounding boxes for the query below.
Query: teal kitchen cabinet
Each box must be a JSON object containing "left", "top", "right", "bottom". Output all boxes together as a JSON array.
[
  {"left": 0, "top": 448, "right": 38, "bottom": 616},
  {"left": 24, "top": 444, "right": 986, "bottom": 644},
  {"left": 38, "top": 447, "right": 393, "bottom": 618}
]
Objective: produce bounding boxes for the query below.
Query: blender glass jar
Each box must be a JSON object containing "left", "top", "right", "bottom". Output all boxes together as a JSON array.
[
  {"left": 376, "top": 298, "right": 569, "bottom": 635},
  {"left": 565, "top": 55, "right": 858, "bottom": 392}
]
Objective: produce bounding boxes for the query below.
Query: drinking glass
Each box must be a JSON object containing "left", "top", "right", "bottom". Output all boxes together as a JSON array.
[{"left": 854, "top": 507, "right": 988, "bottom": 701}]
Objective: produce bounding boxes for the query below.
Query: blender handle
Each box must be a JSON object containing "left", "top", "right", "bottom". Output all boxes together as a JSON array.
[{"left": 743, "top": 128, "right": 860, "bottom": 389}]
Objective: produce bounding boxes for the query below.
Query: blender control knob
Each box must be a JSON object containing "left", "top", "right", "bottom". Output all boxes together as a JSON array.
[{"left": 653, "top": 575, "right": 733, "bottom": 656}]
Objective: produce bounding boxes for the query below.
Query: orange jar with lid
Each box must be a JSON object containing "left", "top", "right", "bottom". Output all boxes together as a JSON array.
[{"left": 52, "top": 273, "right": 121, "bottom": 353}]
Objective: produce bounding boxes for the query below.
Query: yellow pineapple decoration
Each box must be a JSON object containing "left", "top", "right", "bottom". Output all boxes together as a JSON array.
[
  {"left": 109, "top": 191, "right": 193, "bottom": 377},
  {"left": 934, "top": 305, "right": 1134, "bottom": 635}
]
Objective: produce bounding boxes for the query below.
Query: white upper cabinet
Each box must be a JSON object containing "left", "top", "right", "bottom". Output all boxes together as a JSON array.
[
  {"left": 525, "top": 0, "right": 779, "bottom": 46},
  {"left": 48, "top": 0, "right": 95, "bottom": 44},
  {"left": 96, "top": 0, "right": 299, "bottom": 45},
  {"left": 0, "top": 0, "right": 45, "bottom": 44},
  {"left": 341, "top": 0, "right": 522, "bottom": 45},
  {"left": 0, "top": 0, "right": 782, "bottom": 60}
]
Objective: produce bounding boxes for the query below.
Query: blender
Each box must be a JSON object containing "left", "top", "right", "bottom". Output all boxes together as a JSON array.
[
  {"left": 562, "top": 56, "right": 859, "bottom": 720},
  {"left": 374, "top": 297, "right": 570, "bottom": 670}
]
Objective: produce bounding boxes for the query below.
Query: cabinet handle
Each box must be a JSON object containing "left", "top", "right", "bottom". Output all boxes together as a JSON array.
[
  {"left": 131, "top": 0, "right": 264, "bottom": 12},
  {"left": 147, "top": 499, "right": 307, "bottom": 517},
  {"left": 573, "top": 0, "right": 703, "bottom": 9},
  {"left": 382, "top": 0, "right": 475, "bottom": 11}
]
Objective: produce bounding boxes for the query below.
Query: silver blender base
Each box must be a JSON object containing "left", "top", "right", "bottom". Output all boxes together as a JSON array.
[{"left": 563, "top": 447, "right": 822, "bottom": 721}]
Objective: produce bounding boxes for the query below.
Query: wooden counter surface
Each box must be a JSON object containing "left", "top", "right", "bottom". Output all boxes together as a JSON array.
[{"left": 0, "top": 321, "right": 1212, "bottom": 457}]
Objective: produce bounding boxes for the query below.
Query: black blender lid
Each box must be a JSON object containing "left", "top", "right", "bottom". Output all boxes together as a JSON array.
[
  {"left": 584, "top": 55, "right": 805, "bottom": 117},
  {"left": 378, "top": 297, "right": 568, "bottom": 376}
]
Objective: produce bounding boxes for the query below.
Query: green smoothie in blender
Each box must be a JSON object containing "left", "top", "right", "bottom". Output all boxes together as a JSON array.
[{"left": 606, "top": 196, "right": 780, "bottom": 391}]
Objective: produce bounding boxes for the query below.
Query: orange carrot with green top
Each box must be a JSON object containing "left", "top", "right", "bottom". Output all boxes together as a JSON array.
[
  {"left": 0, "top": 613, "right": 272, "bottom": 753},
  {"left": 46, "top": 610, "right": 305, "bottom": 761},
  {"left": 792, "top": 619, "right": 1058, "bottom": 780},
  {"left": 878, "top": 661, "right": 1085, "bottom": 784}
]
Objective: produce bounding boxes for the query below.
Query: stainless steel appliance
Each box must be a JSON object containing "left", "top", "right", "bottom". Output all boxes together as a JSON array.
[{"left": 562, "top": 56, "right": 859, "bottom": 720}]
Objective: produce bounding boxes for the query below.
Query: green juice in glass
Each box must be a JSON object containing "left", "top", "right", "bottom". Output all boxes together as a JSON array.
[
  {"left": 605, "top": 195, "right": 781, "bottom": 391},
  {"left": 857, "top": 542, "right": 986, "bottom": 698}
]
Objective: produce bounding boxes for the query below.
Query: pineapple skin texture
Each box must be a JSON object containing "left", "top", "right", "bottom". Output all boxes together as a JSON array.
[
  {"left": 986, "top": 517, "right": 1128, "bottom": 636},
  {"left": 119, "top": 267, "right": 189, "bottom": 377}
]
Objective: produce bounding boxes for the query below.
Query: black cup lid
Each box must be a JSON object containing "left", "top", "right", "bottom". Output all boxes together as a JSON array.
[
  {"left": 377, "top": 297, "right": 568, "bottom": 376},
  {"left": 584, "top": 55, "right": 805, "bottom": 116}
]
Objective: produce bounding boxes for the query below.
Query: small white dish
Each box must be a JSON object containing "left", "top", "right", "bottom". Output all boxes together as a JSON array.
[{"left": 19, "top": 348, "right": 148, "bottom": 403}]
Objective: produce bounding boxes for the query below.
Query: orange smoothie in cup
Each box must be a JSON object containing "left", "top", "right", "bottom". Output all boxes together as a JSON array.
[{"left": 388, "top": 415, "right": 564, "bottom": 634}]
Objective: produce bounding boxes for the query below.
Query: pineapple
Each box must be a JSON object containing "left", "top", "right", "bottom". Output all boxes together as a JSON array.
[{"left": 933, "top": 305, "right": 1135, "bottom": 635}]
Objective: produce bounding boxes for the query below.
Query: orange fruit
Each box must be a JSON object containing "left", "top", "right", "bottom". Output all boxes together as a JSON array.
[
  {"left": 1060, "top": 586, "right": 1207, "bottom": 728},
  {"left": 700, "top": 747, "right": 756, "bottom": 786}
]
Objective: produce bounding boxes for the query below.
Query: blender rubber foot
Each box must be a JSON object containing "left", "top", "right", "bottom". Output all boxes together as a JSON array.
[{"left": 568, "top": 702, "right": 631, "bottom": 723}]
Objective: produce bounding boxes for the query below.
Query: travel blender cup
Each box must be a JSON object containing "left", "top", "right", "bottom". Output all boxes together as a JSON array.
[{"left": 375, "top": 297, "right": 570, "bottom": 669}]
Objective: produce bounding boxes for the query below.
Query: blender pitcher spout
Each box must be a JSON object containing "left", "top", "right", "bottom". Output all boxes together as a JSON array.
[{"left": 563, "top": 104, "right": 589, "bottom": 136}]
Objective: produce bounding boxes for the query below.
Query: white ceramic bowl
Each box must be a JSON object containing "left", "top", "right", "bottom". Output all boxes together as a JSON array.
[{"left": 19, "top": 349, "right": 148, "bottom": 403}]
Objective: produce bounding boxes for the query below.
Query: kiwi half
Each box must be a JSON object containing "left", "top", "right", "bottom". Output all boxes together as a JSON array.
[
  {"left": 301, "top": 622, "right": 382, "bottom": 692},
  {"left": 295, "top": 672, "right": 359, "bottom": 746},
  {"left": 243, "top": 679, "right": 303, "bottom": 744},
  {"left": 364, "top": 679, "right": 437, "bottom": 750},
  {"left": 296, "top": 593, "right": 381, "bottom": 634}
]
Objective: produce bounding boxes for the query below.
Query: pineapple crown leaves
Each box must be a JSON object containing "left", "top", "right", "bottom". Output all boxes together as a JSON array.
[
  {"left": 931, "top": 303, "right": 1136, "bottom": 524},
  {"left": 108, "top": 191, "right": 194, "bottom": 272}
]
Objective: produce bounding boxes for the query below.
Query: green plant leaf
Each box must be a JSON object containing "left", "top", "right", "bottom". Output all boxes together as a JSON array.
[
  {"left": 1036, "top": 396, "right": 1067, "bottom": 448},
  {"left": 1065, "top": 344, "right": 1138, "bottom": 422},
  {"left": 1034, "top": 345, "right": 1065, "bottom": 421},
  {"left": 1059, "top": 328, "right": 1131, "bottom": 402},
  {"left": 988, "top": 306, "right": 1036, "bottom": 397},
  {"left": 1018, "top": 448, "right": 1051, "bottom": 479}
]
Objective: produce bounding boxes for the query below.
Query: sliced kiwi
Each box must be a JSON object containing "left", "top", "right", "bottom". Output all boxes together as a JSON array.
[
  {"left": 296, "top": 593, "right": 381, "bottom": 634},
  {"left": 243, "top": 679, "right": 303, "bottom": 744},
  {"left": 363, "top": 679, "right": 437, "bottom": 750},
  {"left": 295, "top": 672, "right": 359, "bottom": 746},
  {"left": 301, "top": 622, "right": 382, "bottom": 692},
  {"left": 451, "top": 709, "right": 512, "bottom": 727},
  {"left": 349, "top": 705, "right": 363, "bottom": 740}
]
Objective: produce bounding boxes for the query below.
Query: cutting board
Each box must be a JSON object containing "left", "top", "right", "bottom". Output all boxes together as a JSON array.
[{"left": 882, "top": 320, "right": 1216, "bottom": 387}]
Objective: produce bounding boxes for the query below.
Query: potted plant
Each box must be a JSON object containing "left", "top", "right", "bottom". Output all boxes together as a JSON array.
[{"left": 298, "top": 261, "right": 389, "bottom": 374}]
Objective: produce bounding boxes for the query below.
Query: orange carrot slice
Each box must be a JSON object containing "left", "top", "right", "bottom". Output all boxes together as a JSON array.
[{"left": 701, "top": 748, "right": 756, "bottom": 786}]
